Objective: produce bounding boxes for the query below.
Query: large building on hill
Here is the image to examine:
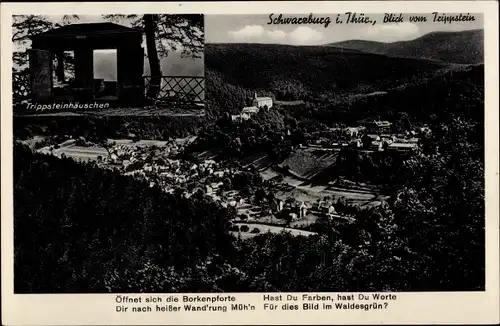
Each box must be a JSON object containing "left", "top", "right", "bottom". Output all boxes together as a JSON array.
[{"left": 252, "top": 93, "right": 273, "bottom": 109}]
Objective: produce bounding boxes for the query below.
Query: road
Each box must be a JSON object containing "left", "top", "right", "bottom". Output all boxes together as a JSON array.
[{"left": 231, "top": 222, "right": 317, "bottom": 239}]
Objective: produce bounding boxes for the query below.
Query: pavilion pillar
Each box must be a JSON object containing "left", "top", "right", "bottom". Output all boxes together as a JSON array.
[
  {"left": 28, "top": 49, "right": 53, "bottom": 103},
  {"left": 117, "top": 46, "right": 144, "bottom": 106},
  {"left": 55, "top": 51, "right": 65, "bottom": 83},
  {"left": 73, "top": 48, "right": 94, "bottom": 101}
]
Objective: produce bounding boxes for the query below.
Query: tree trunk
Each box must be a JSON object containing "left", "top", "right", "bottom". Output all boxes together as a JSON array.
[{"left": 144, "top": 14, "right": 162, "bottom": 102}]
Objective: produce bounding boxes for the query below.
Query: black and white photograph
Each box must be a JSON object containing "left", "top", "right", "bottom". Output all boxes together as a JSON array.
[
  {"left": 10, "top": 10, "right": 489, "bottom": 296},
  {"left": 12, "top": 14, "right": 205, "bottom": 116}
]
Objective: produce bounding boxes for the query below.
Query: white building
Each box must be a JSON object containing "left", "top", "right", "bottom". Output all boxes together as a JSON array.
[
  {"left": 231, "top": 113, "right": 251, "bottom": 122},
  {"left": 251, "top": 93, "right": 273, "bottom": 109},
  {"left": 241, "top": 106, "right": 260, "bottom": 115},
  {"left": 387, "top": 142, "right": 417, "bottom": 152},
  {"left": 344, "top": 127, "right": 359, "bottom": 137}
]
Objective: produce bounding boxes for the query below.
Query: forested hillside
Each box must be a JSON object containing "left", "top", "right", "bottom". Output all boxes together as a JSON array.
[
  {"left": 330, "top": 29, "right": 484, "bottom": 64},
  {"left": 14, "top": 115, "right": 207, "bottom": 141},
  {"left": 282, "top": 64, "right": 484, "bottom": 126},
  {"left": 205, "top": 43, "right": 447, "bottom": 112},
  {"left": 205, "top": 42, "right": 482, "bottom": 125},
  {"left": 14, "top": 144, "right": 234, "bottom": 293}
]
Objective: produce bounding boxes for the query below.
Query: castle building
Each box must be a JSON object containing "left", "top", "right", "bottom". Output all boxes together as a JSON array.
[{"left": 251, "top": 93, "right": 273, "bottom": 109}]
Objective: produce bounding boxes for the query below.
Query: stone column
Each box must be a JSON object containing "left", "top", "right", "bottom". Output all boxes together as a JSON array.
[
  {"left": 74, "top": 48, "right": 94, "bottom": 101},
  {"left": 28, "top": 49, "right": 53, "bottom": 103}
]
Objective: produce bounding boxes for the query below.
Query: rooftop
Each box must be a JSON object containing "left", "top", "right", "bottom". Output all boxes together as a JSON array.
[
  {"left": 253, "top": 93, "right": 272, "bottom": 101},
  {"left": 389, "top": 143, "right": 417, "bottom": 148},
  {"left": 30, "top": 22, "right": 140, "bottom": 39},
  {"left": 374, "top": 121, "right": 392, "bottom": 127},
  {"left": 242, "top": 106, "right": 259, "bottom": 114}
]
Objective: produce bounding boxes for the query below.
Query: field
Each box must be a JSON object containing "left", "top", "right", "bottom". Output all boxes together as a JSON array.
[
  {"left": 35, "top": 137, "right": 196, "bottom": 162},
  {"left": 239, "top": 153, "right": 271, "bottom": 169},
  {"left": 37, "top": 139, "right": 108, "bottom": 162},
  {"left": 275, "top": 100, "right": 305, "bottom": 106},
  {"left": 279, "top": 147, "right": 339, "bottom": 180},
  {"left": 259, "top": 146, "right": 382, "bottom": 206},
  {"left": 274, "top": 182, "right": 380, "bottom": 206}
]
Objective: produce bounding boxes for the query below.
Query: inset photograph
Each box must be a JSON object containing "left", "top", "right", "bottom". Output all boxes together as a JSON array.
[
  {"left": 13, "top": 12, "right": 485, "bottom": 294},
  {"left": 12, "top": 14, "right": 204, "bottom": 116}
]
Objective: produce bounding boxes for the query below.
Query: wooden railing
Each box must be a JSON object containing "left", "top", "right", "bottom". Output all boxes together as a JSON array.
[
  {"left": 143, "top": 76, "right": 204, "bottom": 106},
  {"left": 13, "top": 72, "right": 30, "bottom": 104},
  {"left": 12, "top": 72, "right": 206, "bottom": 107}
]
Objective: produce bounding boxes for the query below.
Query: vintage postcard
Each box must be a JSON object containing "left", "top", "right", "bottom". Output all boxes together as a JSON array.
[{"left": 1, "top": 1, "right": 499, "bottom": 325}]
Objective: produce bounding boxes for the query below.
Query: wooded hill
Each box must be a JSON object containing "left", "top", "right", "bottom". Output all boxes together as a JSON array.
[
  {"left": 329, "top": 29, "right": 484, "bottom": 64},
  {"left": 205, "top": 43, "right": 446, "bottom": 99},
  {"left": 205, "top": 42, "right": 483, "bottom": 125}
]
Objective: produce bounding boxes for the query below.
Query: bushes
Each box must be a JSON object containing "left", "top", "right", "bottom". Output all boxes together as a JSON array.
[
  {"left": 13, "top": 143, "right": 234, "bottom": 293},
  {"left": 14, "top": 115, "right": 208, "bottom": 142},
  {"left": 240, "top": 225, "right": 250, "bottom": 232}
]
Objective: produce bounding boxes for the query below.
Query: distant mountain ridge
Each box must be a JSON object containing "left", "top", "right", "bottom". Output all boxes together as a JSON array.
[
  {"left": 205, "top": 42, "right": 446, "bottom": 93},
  {"left": 94, "top": 52, "right": 204, "bottom": 81},
  {"left": 328, "top": 29, "right": 483, "bottom": 64},
  {"left": 13, "top": 51, "right": 204, "bottom": 80}
]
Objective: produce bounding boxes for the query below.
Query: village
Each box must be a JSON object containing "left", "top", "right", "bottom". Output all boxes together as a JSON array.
[
  {"left": 95, "top": 140, "right": 361, "bottom": 239},
  {"left": 31, "top": 94, "right": 429, "bottom": 240}
]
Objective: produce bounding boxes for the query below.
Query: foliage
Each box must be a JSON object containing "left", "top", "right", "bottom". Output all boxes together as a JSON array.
[
  {"left": 14, "top": 144, "right": 234, "bottom": 293},
  {"left": 14, "top": 115, "right": 207, "bottom": 141},
  {"left": 12, "top": 15, "right": 80, "bottom": 72},
  {"left": 102, "top": 14, "right": 203, "bottom": 60},
  {"left": 187, "top": 109, "right": 293, "bottom": 163},
  {"left": 390, "top": 116, "right": 485, "bottom": 290}
]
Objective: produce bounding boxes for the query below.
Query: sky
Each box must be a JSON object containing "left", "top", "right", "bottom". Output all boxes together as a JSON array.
[{"left": 205, "top": 13, "right": 484, "bottom": 45}]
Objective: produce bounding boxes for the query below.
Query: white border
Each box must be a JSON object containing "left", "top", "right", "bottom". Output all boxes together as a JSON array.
[{"left": 1, "top": 2, "right": 499, "bottom": 325}]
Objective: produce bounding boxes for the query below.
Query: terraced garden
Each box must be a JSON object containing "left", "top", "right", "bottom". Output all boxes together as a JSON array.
[{"left": 279, "top": 147, "right": 339, "bottom": 180}]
